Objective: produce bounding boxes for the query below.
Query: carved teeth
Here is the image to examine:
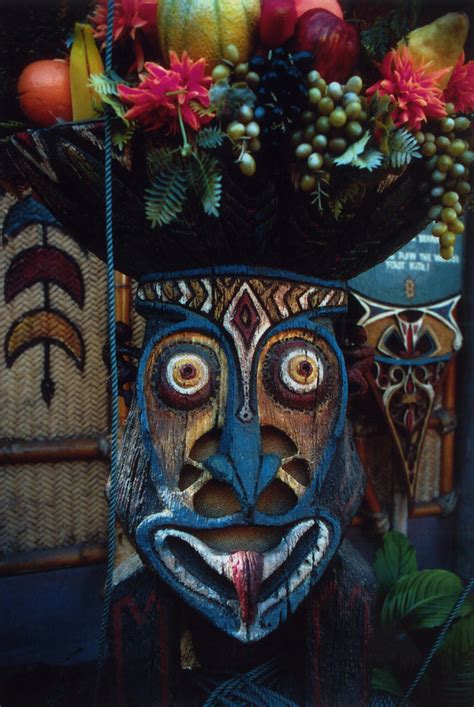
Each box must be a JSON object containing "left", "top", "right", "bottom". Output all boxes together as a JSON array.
[{"left": 154, "top": 519, "right": 316, "bottom": 584}]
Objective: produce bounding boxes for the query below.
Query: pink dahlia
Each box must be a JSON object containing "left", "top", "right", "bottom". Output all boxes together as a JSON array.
[
  {"left": 444, "top": 52, "right": 474, "bottom": 114},
  {"left": 91, "top": 0, "right": 157, "bottom": 44},
  {"left": 367, "top": 47, "right": 449, "bottom": 131},
  {"left": 118, "top": 52, "right": 214, "bottom": 133}
]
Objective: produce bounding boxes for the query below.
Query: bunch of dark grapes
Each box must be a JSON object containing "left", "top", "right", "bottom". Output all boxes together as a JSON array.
[
  {"left": 417, "top": 105, "right": 472, "bottom": 260},
  {"left": 245, "top": 48, "right": 314, "bottom": 136}
]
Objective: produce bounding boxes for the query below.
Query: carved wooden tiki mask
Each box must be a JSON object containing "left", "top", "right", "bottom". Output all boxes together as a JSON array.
[{"left": 116, "top": 267, "right": 363, "bottom": 642}]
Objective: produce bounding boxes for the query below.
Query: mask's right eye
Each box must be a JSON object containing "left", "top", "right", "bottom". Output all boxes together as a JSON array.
[{"left": 153, "top": 344, "right": 219, "bottom": 410}]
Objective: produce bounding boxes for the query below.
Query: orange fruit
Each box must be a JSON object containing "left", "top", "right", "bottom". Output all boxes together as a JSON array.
[
  {"left": 17, "top": 59, "right": 73, "bottom": 127},
  {"left": 295, "top": 0, "right": 343, "bottom": 19}
]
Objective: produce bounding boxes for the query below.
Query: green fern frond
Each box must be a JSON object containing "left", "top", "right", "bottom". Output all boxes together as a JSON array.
[
  {"left": 195, "top": 126, "right": 226, "bottom": 150},
  {"left": 89, "top": 71, "right": 132, "bottom": 122},
  {"left": 112, "top": 122, "right": 136, "bottom": 151},
  {"left": 329, "top": 182, "right": 367, "bottom": 221},
  {"left": 189, "top": 151, "right": 222, "bottom": 218},
  {"left": 145, "top": 164, "right": 188, "bottom": 227},
  {"left": 189, "top": 101, "right": 215, "bottom": 119},
  {"left": 334, "top": 131, "right": 372, "bottom": 167},
  {"left": 209, "top": 82, "right": 256, "bottom": 120},
  {"left": 334, "top": 132, "right": 383, "bottom": 172},
  {"left": 352, "top": 149, "right": 385, "bottom": 172},
  {"left": 386, "top": 128, "right": 421, "bottom": 168},
  {"left": 146, "top": 147, "right": 178, "bottom": 175},
  {"left": 361, "top": 0, "right": 420, "bottom": 61},
  {"left": 311, "top": 178, "right": 330, "bottom": 213},
  {"left": 89, "top": 71, "right": 126, "bottom": 96}
]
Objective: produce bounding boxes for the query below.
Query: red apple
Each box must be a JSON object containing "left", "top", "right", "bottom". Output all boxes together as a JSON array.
[
  {"left": 259, "top": 0, "right": 298, "bottom": 48},
  {"left": 292, "top": 9, "right": 360, "bottom": 83},
  {"left": 295, "top": 0, "right": 343, "bottom": 19}
]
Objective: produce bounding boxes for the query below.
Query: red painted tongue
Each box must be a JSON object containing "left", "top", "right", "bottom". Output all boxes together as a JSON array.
[{"left": 229, "top": 551, "right": 263, "bottom": 626}]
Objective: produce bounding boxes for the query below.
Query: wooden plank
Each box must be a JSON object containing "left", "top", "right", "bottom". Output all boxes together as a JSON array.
[
  {"left": 0, "top": 436, "right": 110, "bottom": 464},
  {"left": 0, "top": 543, "right": 107, "bottom": 576}
]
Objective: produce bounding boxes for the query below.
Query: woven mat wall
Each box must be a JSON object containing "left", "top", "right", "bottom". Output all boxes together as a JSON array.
[{"left": 1, "top": 191, "right": 109, "bottom": 556}]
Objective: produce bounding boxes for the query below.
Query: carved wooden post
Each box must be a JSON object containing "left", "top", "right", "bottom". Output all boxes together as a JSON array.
[{"left": 111, "top": 269, "right": 375, "bottom": 705}]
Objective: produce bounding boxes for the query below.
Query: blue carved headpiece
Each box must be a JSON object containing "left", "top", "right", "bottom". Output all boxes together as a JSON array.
[{"left": 117, "top": 266, "right": 364, "bottom": 642}]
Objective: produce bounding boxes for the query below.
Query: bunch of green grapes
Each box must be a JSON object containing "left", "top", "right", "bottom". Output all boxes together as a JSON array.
[
  {"left": 418, "top": 108, "right": 472, "bottom": 260},
  {"left": 212, "top": 44, "right": 261, "bottom": 177},
  {"left": 291, "top": 73, "right": 367, "bottom": 193}
]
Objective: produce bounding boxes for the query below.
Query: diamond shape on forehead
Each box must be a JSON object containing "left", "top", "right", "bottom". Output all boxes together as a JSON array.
[{"left": 223, "top": 283, "right": 271, "bottom": 351}]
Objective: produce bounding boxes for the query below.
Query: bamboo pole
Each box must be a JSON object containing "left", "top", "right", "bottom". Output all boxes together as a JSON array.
[
  {"left": 440, "top": 357, "right": 456, "bottom": 495},
  {"left": 0, "top": 543, "right": 107, "bottom": 576},
  {"left": 0, "top": 437, "right": 109, "bottom": 464},
  {"left": 115, "top": 271, "right": 132, "bottom": 426}
]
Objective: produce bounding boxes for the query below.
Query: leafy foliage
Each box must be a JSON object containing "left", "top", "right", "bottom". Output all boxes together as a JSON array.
[
  {"left": 361, "top": 0, "right": 420, "bottom": 62},
  {"left": 382, "top": 570, "right": 471, "bottom": 633},
  {"left": 374, "top": 531, "right": 418, "bottom": 596},
  {"left": 112, "top": 122, "right": 136, "bottom": 151},
  {"left": 195, "top": 126, "right": 226, "bottom": 150},
  {"left": 310, "top": 178, "right": 330, "bottom": 213},
  {"left": 145, "top": 163, "right": 188, "bottom": 227},
  {"left": 329, "top": 182, "right": 367, "bottom": 221},
  {"left": 145, "top": 143, "right": 223, "bottom": 226},
  {"left": 371, "top": 667, "right": 404, "bottom": 698},
  {"left": 189, "top": 152, "right": 223, "bottom": 217},
  {"left": 146, "top": 146, "right": 177, "bottom": 175},
  {"left": 89, "top": 71, "right": 131, "bottom": 122},
  {"left": 210, "top": 81, "right": 256, "bottom": 121},
  {"left": 334, "top": 132, "right": 384, "bottom": 172},
  {"left": 386, "top": 128, "right": 422, "bottom": 168}
]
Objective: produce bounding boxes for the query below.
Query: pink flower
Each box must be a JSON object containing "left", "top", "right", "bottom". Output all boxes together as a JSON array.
[
  {"left": 367, "top": 47, "right": 449, "bottom": 131},
  {"left": 91, "top": 0, "right": 157, "bottom": 44},
  {"left": 118, "top": 52, "right": 214, "bottom": 133},
  {"left": 444, "top": 52, "right": 474, "bottom": 114}
]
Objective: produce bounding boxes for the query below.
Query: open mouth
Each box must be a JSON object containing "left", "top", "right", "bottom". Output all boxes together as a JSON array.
[{"left": 152, "top": 518, "right": 330, "bottom": 638}]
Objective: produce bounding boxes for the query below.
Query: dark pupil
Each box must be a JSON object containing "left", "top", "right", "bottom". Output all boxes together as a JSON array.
[
  {"left": 298, "top": 360, "right": 313, "bottom": 379},
  {"left": 180, "top": 364, "right": 197, "bottom": 380}
]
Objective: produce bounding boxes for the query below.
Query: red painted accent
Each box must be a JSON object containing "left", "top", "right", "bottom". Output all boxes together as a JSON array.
[
  {"left": 5, "top": 246, "right": 84, "bottom": 306},
  {"left": 230, "top": 551, "right": 263, "bottom": 625},
  {"left": 112, "top": 591, "right": 169, "bottom": 707},
  {"left": 231, "top": 291, "right": 261, "bottom": 346}
]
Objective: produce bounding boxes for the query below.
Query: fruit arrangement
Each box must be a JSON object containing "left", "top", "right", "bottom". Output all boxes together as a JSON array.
[{"left": 9, "top": 0, "right": 474, "bottom": 259}]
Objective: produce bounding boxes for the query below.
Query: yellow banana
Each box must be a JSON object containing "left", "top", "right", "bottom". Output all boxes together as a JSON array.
[{"left": 69, "top": 23, "right": 104, "bottom": 121}]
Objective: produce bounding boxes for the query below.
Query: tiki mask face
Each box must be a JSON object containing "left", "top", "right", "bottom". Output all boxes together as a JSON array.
[
  {"left": 118, "top": 268, "right": 361, "bottom": 642},
  {"left": 355, "top": 293, "right": 462, "bottom": 499}
]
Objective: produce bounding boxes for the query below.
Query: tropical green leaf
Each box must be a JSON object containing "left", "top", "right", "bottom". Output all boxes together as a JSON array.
[
  {"left": 209, "top": 81, "right": 256, "bottom": 120},
  {"left": 436, "top": 612, "right": 474, "bottom": 673},
  {"left": 328, "top": 182, "right": 366, "bottom": 221},
  {"left": 145, "top": 163, "right": 188, "bottom": 227},
  {"left": 374, "top": 531, "right": 418, "bottom": 596},
  {"left": 311, "top": 177, "right": 330, "bottom": 213},
  {"left": 382, "top": 570, "right": 471, "bottom": 633},
  {"left": 371, "top": 668, "right": 404, "bottom": 698},
  {"left": 334, "top": 131, "right": 371, "bottom": 166},
  {"left": 361, "top": 0, "right": 420, "bottom": 61},
  {"left": 189, "top": 151, "right": 222, "bottom": 218},
  {"left": 189, "top": 100, "right": 215, "bottom": 119},
  {"left": 112, "top": 122, "right": 136, "bottom": 151},
  {"left": 146, "top": 147, "right": 177, "bottom": 175},
  {"left": 431, "top": 614, "right": 474, "bottom": 707},
  {"left": 195, "top": 126, "right": 226, "bottom": 150},
  {"left": 386, "top": 128, "right": 421, "bottom": 168},
  {"left": 89, "top": 71, "right": 132, "bottom": 122}
]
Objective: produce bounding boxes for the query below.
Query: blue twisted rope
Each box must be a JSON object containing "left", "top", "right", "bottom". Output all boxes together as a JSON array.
[
  {"left": 400, "top": 576, "right": 474, "bottom": 704},
  {"left": 94, "top": 0, "right": 119, "bottom": 698}
]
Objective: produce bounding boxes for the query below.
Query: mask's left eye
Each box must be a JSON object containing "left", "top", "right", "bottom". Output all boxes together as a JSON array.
[{"left": 154, "top": 345, "right": 218, "bottom": 410}]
